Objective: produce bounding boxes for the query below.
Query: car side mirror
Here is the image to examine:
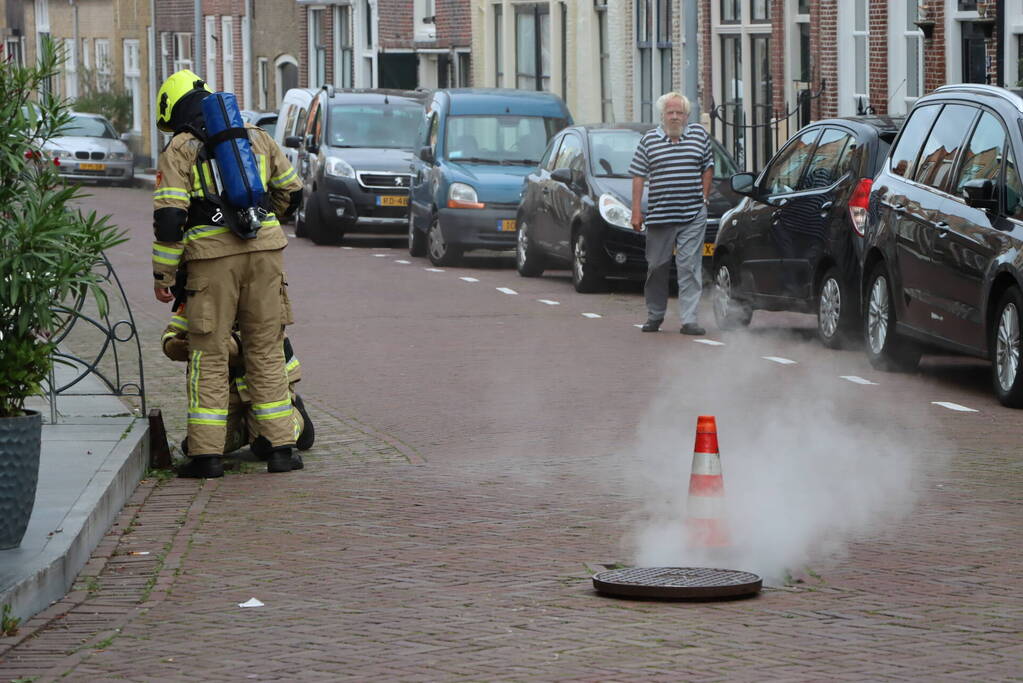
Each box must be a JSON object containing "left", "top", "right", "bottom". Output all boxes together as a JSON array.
[
  {"left": 305, "top": 135, "right": 319, "bottom": 155},
  {"left": 962, "top": 178, "right": 998, "bottom": 212},
  {"left": 120, "top": 132, "right": 132, "bottom": 143},
  {"left": 730, "top": 172, "right": 756, "bottom": 196},
  {"left": 419, "top": 146, "right": 435, "bottom": 164},
  {"left": 284, "top": 135, "right": 301, "bottom": 149},
  {"left": 550, "top": 168, "right": 573, "bottom": 186}
]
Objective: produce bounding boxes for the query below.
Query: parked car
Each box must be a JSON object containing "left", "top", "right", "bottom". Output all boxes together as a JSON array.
[
  {"left": 408, "top": 88, "right": 572, "bottom": 266},
  {"left": 274, "top": 88, "right": 316, "bottom": 175},
  {"left": 288, "top": 87, "right": 430, "bottom": 245},
  {"left": 515, "top": 123, "right": 740, "bottom": 292},
  {"left": 711, "top": 115, "right": 903, "bottom": 347},
  {"left": 861, "top": 84, "right": 1023, "bottom": 406},
  {"left": 42, "top": 112, "right": 134, "bottom": 186},
  {"left": 241, "top": 110, "right": 278, "bottom": 138}
]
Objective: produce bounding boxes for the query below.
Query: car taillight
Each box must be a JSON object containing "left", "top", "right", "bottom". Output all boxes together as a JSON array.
[{"left": 848, "top": 177, "right": 872, "bottom": 237}]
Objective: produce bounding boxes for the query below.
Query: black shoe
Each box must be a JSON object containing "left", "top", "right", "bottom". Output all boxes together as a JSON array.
[
  {"left": 180, "top": 437, "right": 189, "bottom": 456},
  {"left": 680, "top": 323, "right": 707, "bottom": 336},
  {"left": 641, "top": 318, "right": 664, "bottom": 332},
  {"left": 267, "top": 447, "right": 293, "bottom": 473},
  {"left": 177, "top": 455, "right": 223, "bottom": 479},
  {"left": 293, "top": 394, "right": 315, "bottom": 451},
  {"left": 250, "top": 436, "right": 272, "bottom": 461},
  {"left": 290, "top": 453, "right": 304, "bottom": 470}
]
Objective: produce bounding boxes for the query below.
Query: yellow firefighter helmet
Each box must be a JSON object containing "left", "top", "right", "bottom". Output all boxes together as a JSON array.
[{"left": 156, "top": 69, "right": 212, "bottom": 132}]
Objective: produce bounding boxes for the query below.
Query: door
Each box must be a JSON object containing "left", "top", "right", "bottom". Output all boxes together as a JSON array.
[
  {"left": 938, "top": 111, "right": 1009, "bottom": 348},
  {"left": 521, "top": 133, "right": 562, "bottom": 255},
  {"left": 410, "top": 109, "right": 439, "bottom": 231},
  {"left": 544, "top": 131, "right": 585, "bottom": 259},
  {"left": 898, "top": 103, "right": 978, "bottom": 336},
  {"left": 742, "top": 127, "right": 820, "bottom": 296}
]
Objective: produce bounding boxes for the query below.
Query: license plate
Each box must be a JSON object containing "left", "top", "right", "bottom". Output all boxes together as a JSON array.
[
  {"left": 703, "top": 242, "right": 716, "bottom": 256},
  {"left": 498, "top": 219, "right": 516, "bottom": 232},
  {"left": 80, "top": 163, "right": 106, "bottom": 171},
  {"left": 376, "top": 195, "right": 408, "bottom": 207}
]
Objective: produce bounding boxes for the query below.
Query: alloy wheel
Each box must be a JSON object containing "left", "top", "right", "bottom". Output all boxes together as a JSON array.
[
  {"left": 996, "top": 302, "right": 1020, "bottom": 392},
  {"left": 819, "top": 277, "right": 841, "bottom": 339},
  {"left": 428, "top": 221, "right": 446, "bottom": 261},
  {"left": 573, "top": 234, "right": 587, "bottom": 282},
  {"left": 713, "top": 265, "right": 732, "bottom": 323},
  {"left": 517, "top": 223, "right": 529, "bottom": 269},
  {"left": 867, "top": 275, "right": 889, "bottom": 355}
]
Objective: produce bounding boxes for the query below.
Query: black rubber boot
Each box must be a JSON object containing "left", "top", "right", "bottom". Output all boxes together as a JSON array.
[
  {"left": 290, "top": 453, "right": 304, "bottom": 470},
  {"left": 177, "top": 454, "right": 224, "bottom": 479},
  {"left": 250, "top": 436, "right": 272, "bottom": 461},
  {"left": 266, "top": 446, "right": 294, "bottom": 473},
  {"left": 294, "top": 394, "right": 315, "bottom": 451}
]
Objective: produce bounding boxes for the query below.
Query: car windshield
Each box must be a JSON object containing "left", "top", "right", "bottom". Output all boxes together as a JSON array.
[
  {"left": 589, "top": 130, "right": 642, "bottom": 177},
  {"left": 64, "top": 115, "right": 117, "bottom": 139},
  {"left": 328, "top": 103, "right": 424, "bottom": 149},
  {"left": 712, "top": 139, "right": 739, "bottom": 178},
  {"left": 445, "top": 115, "right": 564, "bottom": 164}
]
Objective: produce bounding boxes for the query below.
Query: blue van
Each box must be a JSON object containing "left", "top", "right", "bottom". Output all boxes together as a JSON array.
[{"left": 408, "top": 89, "right": 572, "bottom": 266}]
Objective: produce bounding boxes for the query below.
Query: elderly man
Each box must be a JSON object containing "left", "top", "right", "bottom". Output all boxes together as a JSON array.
[{"left": 629, "top": 92, "right": 714, "bottom": 335}]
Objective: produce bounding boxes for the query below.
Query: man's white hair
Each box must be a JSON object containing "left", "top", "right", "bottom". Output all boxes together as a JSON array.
[{"left": 656, "top": 92, "right": 690, "bottom": 117}]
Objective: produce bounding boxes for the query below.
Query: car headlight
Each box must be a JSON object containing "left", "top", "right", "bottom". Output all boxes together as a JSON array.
[
  {"left": 324, "top": 156, "right": 355, "bottom": 179},
  {"left": 599, "top": 193, "right": 635, "bottom": 230},
  {"left": 108, "top": 151, "right": 133, "bottom": 161},
  {"left": 447, "top": 182, "right": 483, "bottom": 209},
  {"left": 45, "top": 149, "right": 73, "bottom": 159}
]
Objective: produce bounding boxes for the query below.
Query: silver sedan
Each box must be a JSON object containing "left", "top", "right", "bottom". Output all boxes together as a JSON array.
[{"left": 43, "top": 112, "right": 135, "bottom": 186}]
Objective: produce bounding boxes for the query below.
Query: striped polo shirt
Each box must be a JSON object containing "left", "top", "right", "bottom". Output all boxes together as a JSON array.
[{"left": 629, "top": 124, "right": 714, "bottom": 226}]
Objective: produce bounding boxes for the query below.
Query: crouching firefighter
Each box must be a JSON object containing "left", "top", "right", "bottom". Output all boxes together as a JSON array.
[{"left": 151, "top": 69, "right": 303, "bottom": 478}]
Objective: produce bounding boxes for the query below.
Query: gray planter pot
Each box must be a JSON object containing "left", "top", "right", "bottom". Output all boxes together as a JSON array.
[{"left": 0, "top": 410, "right": 42, "bottom": 550}]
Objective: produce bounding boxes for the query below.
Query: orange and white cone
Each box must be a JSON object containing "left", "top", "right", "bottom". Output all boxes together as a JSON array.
[{"left": 685, "top": 415, "right": 730, "bottom": 548}]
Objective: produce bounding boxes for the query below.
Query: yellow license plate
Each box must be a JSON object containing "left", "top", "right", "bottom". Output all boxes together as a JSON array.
[
  {"left": 703, "top": 243, "right": 716, "bottom": 256},
  {"left": 80, "top": 162, "right": 106, "bottom": 171},
  {"left": 499, "top": 219, "right": 516, "bottom": 232},
  {"left": 377, "top": 195, "right": 408, "bottom": 207}
]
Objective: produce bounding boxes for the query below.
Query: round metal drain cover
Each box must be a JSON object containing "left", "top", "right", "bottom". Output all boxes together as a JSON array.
[{"left": 592, "top": 567, "right": 762, "bottom": 600}]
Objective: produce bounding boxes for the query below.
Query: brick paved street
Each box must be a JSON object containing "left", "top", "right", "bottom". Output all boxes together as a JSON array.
[{"left": 0, "top": 187, "right": 1019, "bottom": 680}]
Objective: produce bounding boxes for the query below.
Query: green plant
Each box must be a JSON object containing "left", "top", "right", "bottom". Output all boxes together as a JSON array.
[
  {"left": 73, "top": 66, "right": 133, "bottom": 134},
  {"left": 0, "top": 39, "right": 126, "bottom": 417},
  {"left": 1, "top": 604, "right": 20, "bottom": 636}
]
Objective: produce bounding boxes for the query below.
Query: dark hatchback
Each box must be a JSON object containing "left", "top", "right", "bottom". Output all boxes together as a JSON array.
[
  {"left": 287, "top": 88, "right": 429, "bottom": 245},
  {"left": 514, "top": 123, "right": 740, "bottom": 292},
  {"left": 712, "top": 115, "right": 902, "bottom": 347},
  {"left": 862, "top": 85, "right": 1023, "bottom": 406}
]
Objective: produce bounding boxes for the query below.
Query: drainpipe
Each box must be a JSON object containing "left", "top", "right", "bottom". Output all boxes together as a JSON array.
[
  {"left": 242, "top": 0, "right": 252, "bottom": 108},
  {"left": 149, "top": 0, "right": 158, "bottom": 166},
  {"left": 194, "top": 0, "right": 202, "bottom": 79}
]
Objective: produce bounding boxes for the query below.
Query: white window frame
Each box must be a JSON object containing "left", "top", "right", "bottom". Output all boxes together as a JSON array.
[
  {"left": 95, "top": 39, "right": 112, "bottom": 91},
  {"left": 275, "top": 54, "right": 299, "bottom": 108},
  {"left": 333, "top": 4, "right": 354, "bottom": 88},
  {"left": 308, "top": 7, "right": 327, "bottom": 87},
  {"left": 173, "top": 33, "right": 193, "bottom": 72},
  {"left": 836, "top": 0, "right": 867, "bottom": 116},
  {"left": 65, "top": 37, "right": 78, "bottom": 100},
  {"left": 124, "top": 39, "right": 141, "bottom": 133},
  {"left": 82, "top": 37, "right": 91, "bottom": 70},
  {"left": 414, "top": 0, "right": 437, "bottom": 42},
  {"left": 1004, "top": 0, "right": 1023, "bottom": 87},
  {"left": 205, "top": 16, "right": 217, "bottom": 90},
  {"left": 221, "top": 16, "right": 234, "bottom": 93},
  {"left": 160, "top": 32, "right": 170, "bottom": 81},
  {"left": 4, "top": 38, "right": 23, "bottom": 67},
  {"left": 258, "top": 57, "right": 269, "bottom": 110}
]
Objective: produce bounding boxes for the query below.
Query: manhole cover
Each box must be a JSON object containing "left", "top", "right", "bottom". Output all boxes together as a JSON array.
[{"left": 592, "top": 567, "right": 762, "bottom": 600}]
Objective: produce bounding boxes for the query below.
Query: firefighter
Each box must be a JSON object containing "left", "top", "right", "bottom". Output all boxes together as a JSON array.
[
  {"left": 152, "top": 69, "right": 303, "bottom": 478},
  {"left": 161, "top": 305, "right": 315, "bottom": 464}
]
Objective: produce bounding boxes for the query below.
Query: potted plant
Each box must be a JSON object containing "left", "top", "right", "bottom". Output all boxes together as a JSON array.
[{"left": 0, "top": 41, "right": 126, "bottom": 549}]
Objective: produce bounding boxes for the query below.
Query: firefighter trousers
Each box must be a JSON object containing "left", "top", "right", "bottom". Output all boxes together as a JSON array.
[{"left": 184, "top": 249, "right": 294, "bottom": 456}]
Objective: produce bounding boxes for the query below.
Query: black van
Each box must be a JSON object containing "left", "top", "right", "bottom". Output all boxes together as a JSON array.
[{"left": 862, "top": 85, "right": 1023, "bottom": 407}]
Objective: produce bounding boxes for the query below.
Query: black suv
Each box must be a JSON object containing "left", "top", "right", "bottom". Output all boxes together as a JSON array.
[
  {"left": 863, "top": 85, "right": 1023, "bottom": 406},
  {"left": 287, "top": 87, "right": 429, "bottom": 245},
  {"left": 712, "top": 116, "right": 902, "bottom": 347}
]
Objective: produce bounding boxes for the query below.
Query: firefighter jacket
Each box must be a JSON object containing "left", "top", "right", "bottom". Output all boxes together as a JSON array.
[{"left": 151, "top": 123, "right": 303, "bottom": 288}]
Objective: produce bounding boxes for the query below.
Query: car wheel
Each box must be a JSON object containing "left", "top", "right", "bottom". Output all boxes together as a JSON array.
[
  {"left": 294, "top": 204, "right": 307, "bottom": 238},
  {"left": 864, "top": 263, "right": 920, "bottom": 372},
  {"left": 408, "top": 209, "right": 427, "bottom": 257},
  {"left": 516, "top": 220, "right": 545, "bottom": 277},
  {"left": 712, "top": 259, "right": 752, "bottom": 330},
  {"left": 991, "top": 286, "right": 1023, "bottom": 407},
  {"left": 306, "top": 193, "right": 343, "bottom": 246},
  {"left": 572, "top": 230, "right": 605, "bottom": 293},
  {"left": 427, "top": 215, "right": 461, "bottom": 267},
  {"left": 817, "top": 266, "right": 855, "bottom": 349}
]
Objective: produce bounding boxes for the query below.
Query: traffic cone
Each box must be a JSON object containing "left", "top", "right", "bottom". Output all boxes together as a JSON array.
[{"left": 685, "top": 415, "right": 730, "bottom": 548}]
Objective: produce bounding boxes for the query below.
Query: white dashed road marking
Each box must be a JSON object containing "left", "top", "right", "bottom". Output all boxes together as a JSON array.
[
  {"left": 497, "top": 287, "right": 518, "bottom": 295},
  {"left": 841, "top": 375, "right": 878, "bottom": 385},
  {"left": 582, "top": 313, "right": 602, "bottom": 319},
  {"left": 425, "top": 268, "right": 445, "bottom": 273},
  {"left": 342, "top": 246, "right": 354, "bottom": 250},
  {"left": 931, "top": 401, "right": 978, "bottom": 412},
  {"left": 374, "top": 253, "right": 387, "bottom": 257},
  {"left": 693, "top": 339, "right": 725, "bottom": 346},
  {"left": 538, "top": 299, "right": 560, "bottom": 305},
  {"left": 459, "top": 277, "right": 479, "bottom": 282},
  {"left": 762, "top": 356, "right": 797, "bottom": 365},
  {"left": 394, "top": 259, "right": 411, "bottom": 264}
]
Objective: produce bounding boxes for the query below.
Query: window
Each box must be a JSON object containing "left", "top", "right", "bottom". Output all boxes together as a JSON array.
[
  {"left": 310, "top": 8, "right": 327, "bottom": 87},
  {"left": 637, "top": 0, "right": 653, "bottom": 119},
  {"left": 495, "top": 5, "right": 503, "bottom": 85},
  {"left": 721, "top": 0, "right": 740, "bottom": 23},
  {"left": 962, "top": 22, "right": 987, "bottom": 84},
  {"left": 415, "top": 0, "right": 436, "bottom": 41},
  {"left": 890, "top": 104, "right": 940, "bottom": 178},
  {"left": 761, "top": 129, "right": 820, "bottom": 195},
  {"left": 590, "top": 130, "right": 643, "bottom": 176},
  {"left": 365, "top": 0, "right": 373, "bottom": 48},
  {"left": 515, "top": 5, "right": 550, "bottom": 91},
  {"left": 853, "top": 0, "right": 868, "bottom": 104},
  {"left": 750, "top": 0, "right": 769, "bottom": 23},
  {"left": 1005, "top": 147, "right": 1023, "bottom": 221},
  {"left": 204, "top": 16, "right": 217, "bottom": 90},
  {"left": 596, "top": 2, "right": 611, "bottom": 122},
  {"left": 65, "top": 38, "right": 78, "bottom": 100},
  {"left": 123, "top": 39, "right": 141, "bottom": 132},
  {"left": 953, "top": 112, "right": 1006, "bottom": 197},
  {"left": 957, "top": 0, "right": 978, "bottom": 9},
  {"left": 750, "top": 34, "right": 772, "bottom": 169},
  {"left": 95, "top": 39, "right": 111, "bottom": 91},
  {"left": 336, "top": 5, "right": 353, "bottom": 88},
  {"left": 457, "top": 52, "right": 470, "bottom": 87},
  {"left": 1017, "top": 34, "right": 1023, "bottom": 87},
  {"left": 721, "top": 34, "right": 743, "bottom": 166},
  {"left": 797, "top": 0, "right": 810, "bottom": 13},
  {"left": 914, "top": 104, "right": 977, "bottom": 190},
  {"left": 173, "top": 33, "right": 193, "bottom": 72},
  {"left": 552, "top": 132, "right": 585, "bottom": 172},
  {"left": 541, "top": 135, "right": 561, "bottom": 171},
  {"left": 905, "top": 4, "right": 923, "bottom": 100},
  {"left": 4, "top": 38, "right": 24, "bottom": 67},
  {"left": 327, "top": 103, "right": 425, "bottom": 149},
  {"left": 445, "top": 115, "right": 565, "bottom": 163},
  {"left": 258, "top": 58, "right": 269, "bottom": 110},
  {"left": 799, "top": 129, "right": 856, "bottom": 190},
  {"left": 657, "top": 0, "right": 673, "bottom": 93},
  {"left": 160, "top": 33, "right": 170, "bottom": 81},
  {"left": 221, "top": 17, "right": 234, "bottom": 93}
]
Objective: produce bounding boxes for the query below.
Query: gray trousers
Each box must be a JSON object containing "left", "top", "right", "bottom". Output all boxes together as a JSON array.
[{"left": 644, "top": 206, "right": 707, "bottom": 324}]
